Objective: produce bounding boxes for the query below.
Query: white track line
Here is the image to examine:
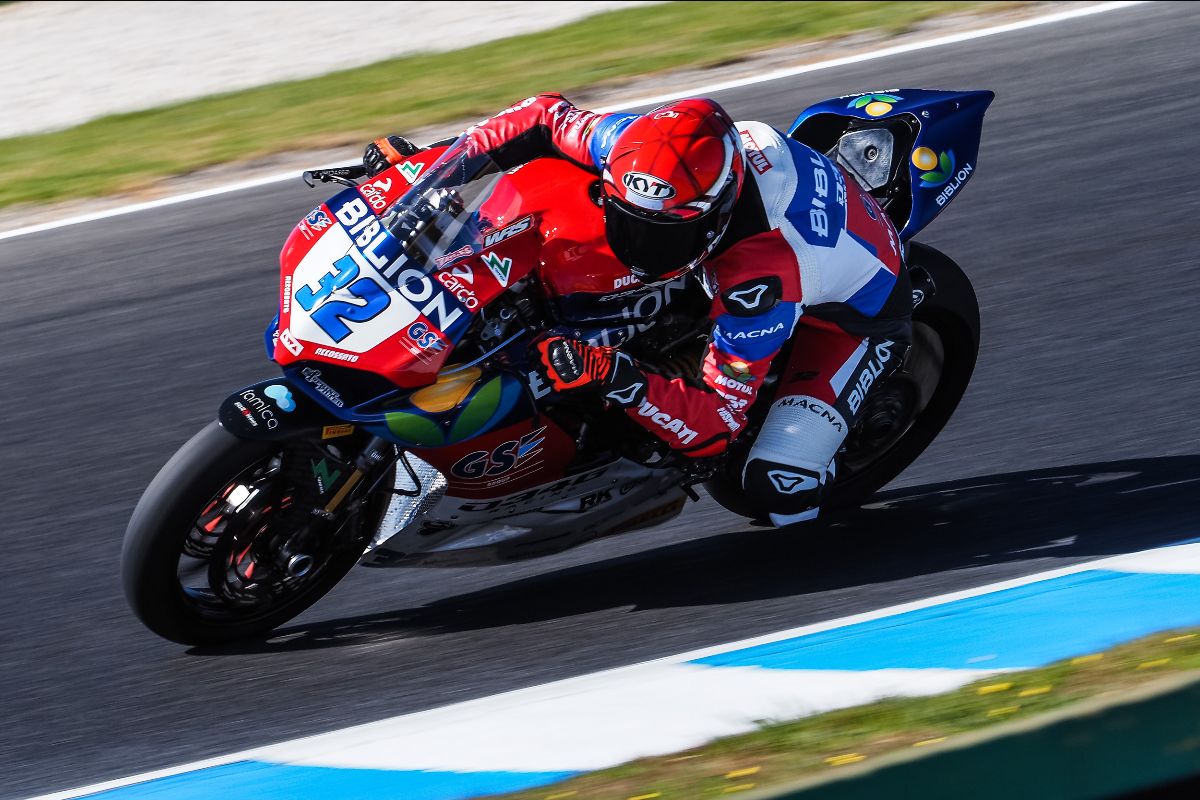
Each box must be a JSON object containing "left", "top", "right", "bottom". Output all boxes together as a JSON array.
[{"left": 0, "top": 1, "right": 1145, "bottom": 244}]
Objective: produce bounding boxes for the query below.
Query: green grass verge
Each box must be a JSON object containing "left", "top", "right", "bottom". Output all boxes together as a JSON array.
[
  {"left": 491, "top": 628, "right": 1200, "bottom": 799},
  {"left": 0, "top": 1, "right": 1006, "bottom": 209}
]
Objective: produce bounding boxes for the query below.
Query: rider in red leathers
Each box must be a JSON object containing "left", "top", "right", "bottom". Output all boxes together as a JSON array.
[{"left": 364, "top": 93, "right": 912, "bottom": 526}]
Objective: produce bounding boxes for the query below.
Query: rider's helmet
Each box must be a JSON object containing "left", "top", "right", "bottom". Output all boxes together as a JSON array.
[{"left": 601, "top": 98, "right": 746, "bottom": 284}]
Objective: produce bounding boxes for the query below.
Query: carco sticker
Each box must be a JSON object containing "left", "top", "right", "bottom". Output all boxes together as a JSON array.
[{"left": 359, "top": 177, "right": 394, "bottom": 212}]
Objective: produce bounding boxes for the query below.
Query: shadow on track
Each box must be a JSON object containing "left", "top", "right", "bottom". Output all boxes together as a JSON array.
[{"left": 192, "top": 456, "right": 1200, "bottom": 654}]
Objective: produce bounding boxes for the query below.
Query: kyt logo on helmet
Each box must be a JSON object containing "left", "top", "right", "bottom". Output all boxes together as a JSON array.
[
  {"left": 621, "top": 172, "right": 677, "bottom": 200},
  {"left": 599, "top": 98, "right": 746, "bottom": 283}
]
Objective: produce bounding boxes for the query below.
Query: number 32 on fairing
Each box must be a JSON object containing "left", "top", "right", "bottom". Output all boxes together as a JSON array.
[{"left": 295, "top": 254, "right": 391, "bottom": 343}]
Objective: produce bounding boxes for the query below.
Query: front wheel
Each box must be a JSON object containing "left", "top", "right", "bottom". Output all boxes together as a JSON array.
[{"left": 121, "top": 422, "right": 391, "bottom": 645}]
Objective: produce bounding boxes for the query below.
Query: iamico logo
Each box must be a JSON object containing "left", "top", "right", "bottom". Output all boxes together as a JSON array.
[
  {"left": 622, "top": 172, "right": 676, "bottom": 200},
  {"left": 237, "top": 386, "right": 293, "bottom": 430},
  {"left": 264, "top": 385, "right": 296, "bottom": 412}
]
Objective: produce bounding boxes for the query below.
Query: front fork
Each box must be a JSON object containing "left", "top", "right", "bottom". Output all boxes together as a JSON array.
[{"left": 270, "top": 435, "right": 394, "bottom": 577}]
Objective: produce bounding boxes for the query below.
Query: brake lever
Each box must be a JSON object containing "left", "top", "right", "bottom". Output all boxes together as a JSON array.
[{"left": 303, "top": 165, "right": 369, "bottom": 188}]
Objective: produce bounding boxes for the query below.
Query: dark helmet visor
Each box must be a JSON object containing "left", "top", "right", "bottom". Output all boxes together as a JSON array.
[{"left": 603, "top": 195, "right": 724, "bottom": 281}]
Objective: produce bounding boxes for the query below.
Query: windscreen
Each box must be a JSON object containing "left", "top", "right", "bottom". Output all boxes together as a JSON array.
[{"left": 380, "top": 135, "right": 505, "bottom": 276}]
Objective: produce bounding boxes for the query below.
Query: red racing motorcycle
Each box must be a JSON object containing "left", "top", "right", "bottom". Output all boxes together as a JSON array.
[{"left": 123, "top": 89, "right": 989, "bottom": 644}]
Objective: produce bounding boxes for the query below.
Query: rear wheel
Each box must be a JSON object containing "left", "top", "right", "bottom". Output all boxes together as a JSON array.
[
  {"left": 121, "top": 422, "right": 392, "bottom": 645},
  {"left": 704, "top": 242, "right": 979, "bottom": 517},
  {"left": 824, "top": 242, "right": 979, "bottom": 509}
]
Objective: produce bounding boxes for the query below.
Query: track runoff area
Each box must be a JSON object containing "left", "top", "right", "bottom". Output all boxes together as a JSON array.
[{"left": 25, "top": 3, "right": 1178, "bottom": 800}]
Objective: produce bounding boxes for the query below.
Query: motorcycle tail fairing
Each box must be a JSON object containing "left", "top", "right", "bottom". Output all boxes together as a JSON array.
[{"left": 789, "top": 89, "right": 994, "bottom": 241}]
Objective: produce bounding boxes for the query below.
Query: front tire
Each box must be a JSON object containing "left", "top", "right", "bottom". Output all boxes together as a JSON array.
[{"left": 122, "top": 422, "right": 387, "bottom": 645}]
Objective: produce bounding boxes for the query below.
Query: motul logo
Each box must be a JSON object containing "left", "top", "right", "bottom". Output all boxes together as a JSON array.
[{"left": 622, "top": 172, "right": 676, "bottom": 200}]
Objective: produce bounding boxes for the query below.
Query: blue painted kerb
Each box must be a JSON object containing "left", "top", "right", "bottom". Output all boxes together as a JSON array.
[
  {"left": 77, "top": 762, "right": 580, "bottom": 800},
  {"left": 690, "top": 570, "right": 1200, "bottom": 671}
]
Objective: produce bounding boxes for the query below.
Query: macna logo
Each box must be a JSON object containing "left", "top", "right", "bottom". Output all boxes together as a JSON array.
[
  {"left": 726, "top": 283, "right": 768, "bottom": 310},
  {"left": 605, "top": 382, "right": 644, "bottom": 406},
  {"left": 482, "top": 251, "right": 513, "bottom": 287},
  {"left": 728, "top": 321, "right": 784, "bottom": 340},
  {"left": 767, "top": 469, "right": 819, "bottom": 495}
]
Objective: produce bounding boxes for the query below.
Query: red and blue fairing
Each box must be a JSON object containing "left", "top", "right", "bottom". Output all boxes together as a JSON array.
[{"left": 258, "top": 139, "right": 558, "bottom": 481}]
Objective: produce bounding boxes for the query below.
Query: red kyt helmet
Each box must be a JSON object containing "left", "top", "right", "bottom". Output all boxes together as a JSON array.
[{"left": 601, "top": 98, "right": 745, "bottom": 283}]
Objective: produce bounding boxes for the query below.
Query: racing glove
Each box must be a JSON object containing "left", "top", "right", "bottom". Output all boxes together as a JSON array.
[
  {"left": 534, "top": 335, "right": 647, "bottom": 408},
  {"left": 363, "top": 135, "right": 422, "bottom": 177}
]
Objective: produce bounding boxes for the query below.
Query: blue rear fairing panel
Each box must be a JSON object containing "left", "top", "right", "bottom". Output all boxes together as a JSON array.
[{"left": 789, "top": 89, "right": 994, "bottom": 240}]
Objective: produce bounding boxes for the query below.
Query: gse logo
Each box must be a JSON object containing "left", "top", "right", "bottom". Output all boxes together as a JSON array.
[
  {"left": 451, "top": 427, "right": 547, "bottom": 479},
  {"left": 622, "top": 172, "right": 676, "bottom": 200},
  {"left": 407, "top": 322, "right": 445, "bottom": 352}
]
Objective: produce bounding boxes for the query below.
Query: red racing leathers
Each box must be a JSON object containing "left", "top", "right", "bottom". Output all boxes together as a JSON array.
[{"left": 460, "top": 94, "right": 912, "bottom": 466}]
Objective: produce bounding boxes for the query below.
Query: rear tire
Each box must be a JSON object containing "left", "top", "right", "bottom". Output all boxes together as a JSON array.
[
  {"left": 705, "top": 242, "right": 979, "bottom": 518},
  {"left": 825, "top": 242, "right": 979, "bottom": 509},
  {"left": 122, "top": 422, "right": 385, "bottom": 645}
]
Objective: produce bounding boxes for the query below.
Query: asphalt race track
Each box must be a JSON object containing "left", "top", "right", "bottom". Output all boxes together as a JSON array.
[{"left": 3, "top": 4, "right": 1199, "bottom": 797}]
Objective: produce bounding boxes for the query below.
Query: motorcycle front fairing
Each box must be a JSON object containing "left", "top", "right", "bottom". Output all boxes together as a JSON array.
[{"left": 257, "top": 136, "right": 543, "bottom": 437}]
